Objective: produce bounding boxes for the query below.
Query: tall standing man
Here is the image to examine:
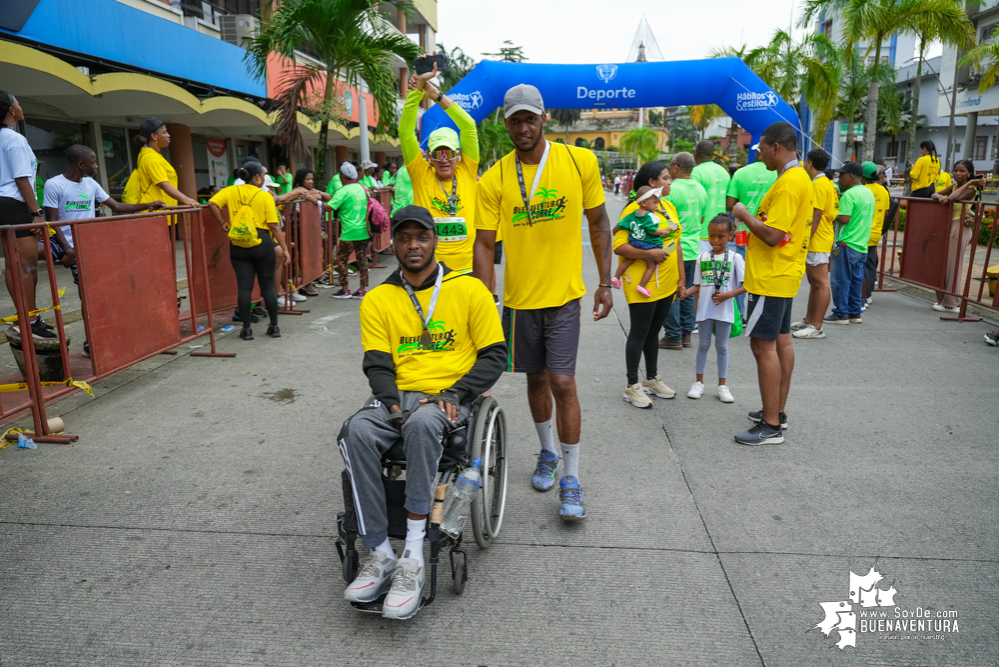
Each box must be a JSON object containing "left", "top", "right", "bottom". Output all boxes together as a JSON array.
[
  {"left": 692, "top": 140, "right": 731, "bottom": 253},
  {"left": 792, "top": 148, "right": 837, "bottom": 340},
  {"left": 661, "top": 152, "right": 706, "bottom": 350},
  {"left": 474, "top": 84, "right": 613, "bottom": 521},
  {"left": 731, "top": 122, "right": 811, "bottom": 446},
  {"left": 824, "top": 161, "right": 875, "bottom": 326},
  {"left": 400, "top": 59, "right": 478, "bottom": 273}
]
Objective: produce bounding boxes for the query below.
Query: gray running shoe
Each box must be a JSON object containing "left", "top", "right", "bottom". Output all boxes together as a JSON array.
[
  {"left": 748, "top": 409, "right": 788, "bottom": 430},
  {"left": 344, "top": 551, "right": 396, "bottom": 602},
  {"left": 735, "top": 421, "right": 785, "bottom": 446},
  {"left": 382, "top": 558, "right": 425, "bottom": 620}
]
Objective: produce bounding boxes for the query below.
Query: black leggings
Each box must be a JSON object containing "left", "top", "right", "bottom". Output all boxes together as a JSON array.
[
  {"left": 230, "top": 238, "right": 278, "bottom": 327},
  {"left": 626, "top": 295, "right": 675, "bottom": 385},
  {"left": 911, "top": 186, "right": 936, "bottom": 198}
]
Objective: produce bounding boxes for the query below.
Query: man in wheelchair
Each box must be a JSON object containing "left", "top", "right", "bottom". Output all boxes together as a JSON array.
[{"left": 338, "top": 205, "right": 507, "bottom": 620}]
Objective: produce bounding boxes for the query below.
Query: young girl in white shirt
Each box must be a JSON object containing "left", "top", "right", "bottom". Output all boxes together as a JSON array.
[{"left": 683, "top": 215, "right": 746, "bottom": 403}]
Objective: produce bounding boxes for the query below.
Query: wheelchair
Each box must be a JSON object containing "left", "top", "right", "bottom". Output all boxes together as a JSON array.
[{"left": 335, "top": 395, "right": 509, "bottom": 613}]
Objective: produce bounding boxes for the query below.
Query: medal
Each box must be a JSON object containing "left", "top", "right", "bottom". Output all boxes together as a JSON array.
[
  {"left": 402, "top": 268, "right": 444, "bottom": 352},
  {"left": 420, "top": 328, "right": 433, "bottom": 348}
]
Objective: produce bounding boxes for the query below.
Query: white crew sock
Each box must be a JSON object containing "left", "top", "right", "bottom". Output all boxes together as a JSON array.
[
  {"left": 535, "top": 420, "right": 558, "bottom": 456},
  {"left": 560, "top": 442, "right": 580, "bottom": 479},
  {"left": 402, "top": 517, "right": 426, "bottom": 567},
  {"left": 373, "top": 536, "right": 396, "bottom": 561}
]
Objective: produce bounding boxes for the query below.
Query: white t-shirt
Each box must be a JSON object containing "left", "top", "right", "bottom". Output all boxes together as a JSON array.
[
  {"left": 0, "top": 128, "right": 37, "bottom": 201},
  {"left": 43, "top": 174, "right": 110, "bottom": 247},
  {"left": 693, "top": 250, "right": 745, "bottom": 324}
]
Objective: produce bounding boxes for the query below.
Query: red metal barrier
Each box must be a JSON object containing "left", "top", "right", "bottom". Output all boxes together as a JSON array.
[
  {"left": 877, "top": 196, "right": 998, "bottom": 322},
  {"left": 191, "top": 206, "right": 258, "bottom": 316},
  {"left": 0, "top": 207, "right": 234, "bottom": 436}
]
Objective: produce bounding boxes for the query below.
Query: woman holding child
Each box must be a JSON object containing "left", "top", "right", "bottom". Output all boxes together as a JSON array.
[{"left": 612, "top": 161, "right": 686, "bottom": 409}]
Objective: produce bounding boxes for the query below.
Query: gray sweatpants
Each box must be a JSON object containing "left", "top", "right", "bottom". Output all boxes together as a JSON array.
[{"left": 338, "top": 391, "right": 471, "bottom": 548}]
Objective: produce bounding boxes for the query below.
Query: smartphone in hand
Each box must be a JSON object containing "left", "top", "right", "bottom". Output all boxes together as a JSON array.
[{"left": 414, "top": 53, "right": 447, "bottom": 75}]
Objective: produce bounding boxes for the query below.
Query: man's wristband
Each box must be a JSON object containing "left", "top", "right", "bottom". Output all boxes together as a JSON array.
[{"left": 598, "top": 283, "right": 612, "bottom": 288}]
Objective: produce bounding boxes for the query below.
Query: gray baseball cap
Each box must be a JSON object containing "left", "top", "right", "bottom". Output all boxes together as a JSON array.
[{"left": 504, "top": 84, "right": 545, "bottom": 118}]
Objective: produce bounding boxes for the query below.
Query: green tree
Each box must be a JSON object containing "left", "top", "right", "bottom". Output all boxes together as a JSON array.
[
  {"left": 621, "top": 127, "right": 659, "bottom": 168},
  {"left": 669, "top": 117, "right": 697, "bottom": 151},
  {"left": 482, "top": 40, "right": 528, "bottom": 63},
  {"left": 959, "top": 25, "right": 999, "bottom": 171},
  {"left": 689, "top": 104, "right": 723, "bottom": 140},
  {"left": 802, "top": 0, "right": 969, "bottom": 162},
  {"left": 246, "top": 0, "right": 420, "bottom": 186},
  {"left": 647, "top": 109, "right": 665, "bottom": 126},
  {"left": 708, "top": 44, "right": 750, "bottom": 171},
  {"left": 549, "top": 109, "right": 582, "bottom": 144},
  {"left": 436, "top": 43, "right": 476, "bottom": 92},
  {"left": 476, "top": 41, "right": 528, "bottom": 170}
]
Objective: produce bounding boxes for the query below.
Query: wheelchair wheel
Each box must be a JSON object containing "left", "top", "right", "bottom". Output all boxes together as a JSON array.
[{"left": 470, "top": 396, "right": 508, "bottom": 549}]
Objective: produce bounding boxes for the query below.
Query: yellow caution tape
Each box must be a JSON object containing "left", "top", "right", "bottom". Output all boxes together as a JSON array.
[
  {"left": 0, "top": 378, "right": 93, "bottom": 396},
  {"left": 0, "top": 288, "right": 67, "bottom": 324},
  {"left": 0, "top": 427, "right": 25, "bottom": 451}
]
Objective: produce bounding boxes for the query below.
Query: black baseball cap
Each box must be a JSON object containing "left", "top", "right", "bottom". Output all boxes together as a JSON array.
[
  {"left": 836, "top": 162, "right": 865, "bottom": 178},
  {"left": 139, "top": 117, "right": 167, "bottom": 137},
  {"left": 391, "top": 205, "right": 436, "bottom": 234}
]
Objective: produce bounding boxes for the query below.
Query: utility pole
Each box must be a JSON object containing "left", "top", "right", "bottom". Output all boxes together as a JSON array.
[{"left": 358, "top": 80, "right": 370, "bottom": 165}]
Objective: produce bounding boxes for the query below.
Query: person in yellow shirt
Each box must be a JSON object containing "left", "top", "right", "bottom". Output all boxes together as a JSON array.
[
  {"left": 131, "top": 117, "right": 199, "bottom": 212},
  {"left": 862, "top": 162, "right": 890, "bottom": 307},
  {"left": 339, "top": 204, "right": 505, "bottom": 620},
  {"left": 792, "top": 148, "right": 837, "bottom": 340},
  {"left": 207, "top": 161, "right": 290, "bottom": 341},
  {"left": 473, "top": 83, "right": 613, "bottom": 522},
  {"left": 731, "top": 121, "right": 812, "bottom": 445},
  {"left": 935, "top": 170, "right": 952, "bottom": 192},
  {"left": 399, "top": 57, "right": 478, "bottom": 273},
  {"left": 908, "top": 140, "right": 940, "bottom": 198}
]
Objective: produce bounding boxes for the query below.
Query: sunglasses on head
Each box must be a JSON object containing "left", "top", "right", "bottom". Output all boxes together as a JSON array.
[{"left": 429, "top": 148, "right": 459, "bottom": 163}]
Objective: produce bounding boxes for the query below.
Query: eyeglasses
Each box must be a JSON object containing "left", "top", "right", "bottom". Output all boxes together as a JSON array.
[{"left": 429, "top": 149, "right": 459, "bottom": 163}]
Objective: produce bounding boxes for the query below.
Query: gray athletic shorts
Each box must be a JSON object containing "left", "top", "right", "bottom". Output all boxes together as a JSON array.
[
  {"left": 501, "top": 298, "right": 581, "bottom": 375},
  {"left": 806, "top": 251, "right": 830, "bottom": 266}
]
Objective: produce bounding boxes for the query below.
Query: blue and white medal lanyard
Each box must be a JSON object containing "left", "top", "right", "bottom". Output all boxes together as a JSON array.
[
  {"left": 402, "top": 268, "right": 443, "bottom": 348},
  {"left": 514, "top": 140, "right": 551, "bottom": 224}
]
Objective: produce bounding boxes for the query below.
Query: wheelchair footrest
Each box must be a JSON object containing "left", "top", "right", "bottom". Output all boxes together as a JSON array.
[{"left": 349, "top": 593, "right": 435, "bottom": 614}]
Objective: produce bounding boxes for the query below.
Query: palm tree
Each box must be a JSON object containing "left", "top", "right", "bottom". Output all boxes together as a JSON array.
[
  {"left": 436, "top": 43, "right": 476, "bottom": 93},
  {"left": 549, "top": 109, "right": 582, "bottom": 144},
  {"left": 802, "top": 0, "right": 972, "bottom": 161},
  {"left": 689, "top": 104, "right": 722, "bottom": 140},
  {"left": 709, "top": 44, "right": 750, "bottom": 171},
  {"left": 906, "top": 3, "right": 975, "bottom": 166},
  {"left": 669, "top": 117, "right": 697, "bottom": 151},
  {"left": 744, "top": 29, "right": 841, "bottom": 153},
  {"left": 246, "top": 0, "right": 420, "bottom": 185},
  {"left": 621, "top": 127, "right": 658, "bottom": 168},
  {"left": 960, "top": 25, "right": 999, "bottom": 172}
]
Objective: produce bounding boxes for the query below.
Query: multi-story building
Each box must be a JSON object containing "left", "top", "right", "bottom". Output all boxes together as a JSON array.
[
  {"left": 0, "top": 0, "right": 436, "bottom": 197},
  {"left": 543, "top": 107, "right": 669, "bottom": 154}
]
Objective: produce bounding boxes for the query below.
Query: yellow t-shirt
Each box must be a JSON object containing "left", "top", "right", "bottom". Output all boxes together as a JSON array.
[
  {"left": 360, "top": 271, "right": 506, "bottom": 394},
  {"left": 209, "top": 184, "right": 280, "bottom": 242},
  {"left": 135, "top": 146, "right": 178, "bottom": 208},
  {"left": 614, "top": 200, "right": 682, "bottom": 304},
  {"left": 810, "top": 175, "right": 839, "bottom": 254},
  {"left": 911, "top": 155, "right": 940, "bottom": 191},
  {"left": 865, "top": 182, "right": 889, "bottom": 246},
  {"left": 475, "top": 143, "right": 605, "bottom": 309},
  {"left": 745, "top": 166, "right": 812, "bottom": 298},
  {"left": 407, "top": 155, "right": 478, "bottom": 273},
  {"left": 935, "top": 171, "right": 952, "bottom": 192}
]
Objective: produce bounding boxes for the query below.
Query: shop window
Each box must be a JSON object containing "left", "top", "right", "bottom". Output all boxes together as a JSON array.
[
  {"left": 974, "top": 136, "right": 989, "bottom": 161},
  {"left": 23, "top": 118, "right": 89, "bottom": 185},
  {"left": 593, "top": 137, "right": 605, "bottom": 149},
  {"left": 101, "top": 126, "right": 132, "bottom": 196}
]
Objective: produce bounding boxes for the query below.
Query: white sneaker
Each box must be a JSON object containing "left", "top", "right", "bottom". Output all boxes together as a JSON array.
[
  {"left": 790, "top": 320, "right": 809, "bottom": 331},
  {"left": 623, "top": 383, "right": 653, "bottom": 408},
  {"left": 687, "top": 381, "right": 705, "bottom": 399},
  {"left": 291, "top": 291, "right": 308, "bottom": 302},
  {"left": 716, "top": 385, "right": 734, "bottom": 403},
  {"left": 344, "top": 551, "right": 396, "bottom": 602},
  {"left": 792, "top": 325, "right": 826, "bottom": 339},
  {"left": 865, "top": 296, "right": 873, "bottom": 305},
  {"left": 382, "top": 558, "right": 425, "bottom": 620},
  {"left": 932, "top": 303, "right": 959, "bottom": 313},
  {"left": 642, "top": 375, "right": 676, "bottom": 398}
]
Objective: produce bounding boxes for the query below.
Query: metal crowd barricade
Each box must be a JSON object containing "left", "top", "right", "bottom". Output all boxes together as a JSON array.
[
  {"left": 319, "top": 189, "right": 395, "bottom": 286},
  {"left": 876, "top": 196, "right": 999, "bottom": 322},
  {"left": 0, "top": 206, "right": 235, "bottom": 440}
]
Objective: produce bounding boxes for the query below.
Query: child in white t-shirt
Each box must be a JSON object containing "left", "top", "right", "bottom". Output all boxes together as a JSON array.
[{"left": 683, "top": 215, "right": 746, "bottom": 403}]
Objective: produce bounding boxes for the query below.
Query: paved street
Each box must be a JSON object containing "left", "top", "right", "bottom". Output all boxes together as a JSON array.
[{"left": 0, "top": 197, "right": 997, "bottom": 666}]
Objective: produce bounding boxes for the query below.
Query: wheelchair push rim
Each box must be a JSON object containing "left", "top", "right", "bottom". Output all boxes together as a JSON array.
[{"left": 470, "top": 396, "right": 508, "bottom": 548}]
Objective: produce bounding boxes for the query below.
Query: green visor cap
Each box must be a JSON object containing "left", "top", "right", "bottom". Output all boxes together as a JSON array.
[
  {"left": 862, "top": 161, "right": 878, "bottom": 179},
  {"left": 428, "top": 127, "right": 460, "bottom": 152}
]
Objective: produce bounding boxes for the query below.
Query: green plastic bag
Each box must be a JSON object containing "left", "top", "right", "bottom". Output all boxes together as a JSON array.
[{"left": 712, "top": 299, "right": 743, "bottom": 337}]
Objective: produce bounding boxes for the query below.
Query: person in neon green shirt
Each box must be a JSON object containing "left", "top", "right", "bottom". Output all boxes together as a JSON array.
[
  {"left": 691, "top": 140, "right": 730, "bottom": 251},
  {"left": 329, "top": 161, "right": 371, "bottom": 299},
  {"left": 274, "top": 163, "right": 293, "bottom": 196},
  {"left": 391, "top": 164, "right": 414, "bottom": 215},
  {"left": 399, "top": 57, "right": 479, "bottom": 272},
  {"left": 726, "top": 159, "right": 776, "bottom": 221},
  {"left": 359, "top": 160, "right": 378, "bottom": 189},
  {"left": 327, "top": 172, "right": 343, "bottom": 195},
  {"left": 827, "top": 161, "right": 874, "bottom": 324}
]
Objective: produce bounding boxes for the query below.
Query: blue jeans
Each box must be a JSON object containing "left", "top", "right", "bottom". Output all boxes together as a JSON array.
[
  {"left": 664, "top": 259, "right": 696, "bottom": 340},
  {"left": 830, "top": 244, "right": 866, "bottom": 319},
  {"left": 727, "top": 242, "right": 746, "bottom": 318}
]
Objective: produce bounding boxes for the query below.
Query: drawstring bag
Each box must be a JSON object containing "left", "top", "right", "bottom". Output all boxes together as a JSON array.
[
  {"left": 228, "top": 189, "right": 263, "bottom": 248},
  {"left": 362, "top": 184, "right": 390, "bottom": 233}
]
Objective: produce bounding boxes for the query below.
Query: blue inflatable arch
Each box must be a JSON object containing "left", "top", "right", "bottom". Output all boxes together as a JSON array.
[{"left": 418, "top": 58, "right": 799, "bottom": 159}]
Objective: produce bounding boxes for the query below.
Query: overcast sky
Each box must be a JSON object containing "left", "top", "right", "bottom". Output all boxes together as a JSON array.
[{"left": 435, "top": 0, "right": 937, "bottom": 67}]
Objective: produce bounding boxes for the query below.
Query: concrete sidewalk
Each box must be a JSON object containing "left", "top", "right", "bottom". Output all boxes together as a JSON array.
[{"left": 0, "top": 197, "right": 996, "bottom": 666}]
